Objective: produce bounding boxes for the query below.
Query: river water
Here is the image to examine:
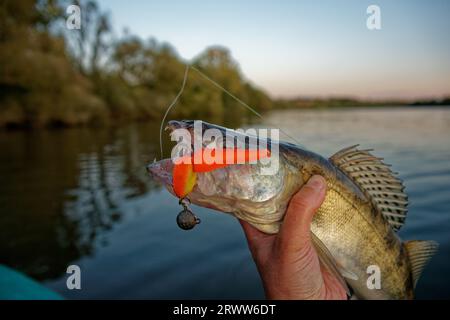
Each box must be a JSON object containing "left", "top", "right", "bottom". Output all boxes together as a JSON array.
[{"left": 0, "top": 107, "right": 449, "bottom": 299}]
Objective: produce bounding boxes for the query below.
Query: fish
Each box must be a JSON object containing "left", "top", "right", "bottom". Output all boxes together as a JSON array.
[{"left": 147, "top": 119, "right": 438, "bottom": 300}]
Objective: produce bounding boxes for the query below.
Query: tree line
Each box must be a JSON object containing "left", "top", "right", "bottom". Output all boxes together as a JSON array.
[
  {"left": 2, "top": 1, "right": 448, "bottom": 129},
  {"left": 0, "top": 0, "right": 273, "bottom": 128}
]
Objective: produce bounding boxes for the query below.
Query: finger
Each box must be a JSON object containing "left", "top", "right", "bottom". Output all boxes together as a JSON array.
[
  {"left": 239, "top": 219, "right": 274, "bottom": 260},
  {"left": 278, "top": 175, "right": 327, "bottom": 252},
  {"left": 239, "top": 219, "right": 274, "bottom": 243}
]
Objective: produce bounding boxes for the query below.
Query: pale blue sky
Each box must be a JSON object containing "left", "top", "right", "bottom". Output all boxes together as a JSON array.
[{"left": 98, "top": 0, "right": 450, "bottom": 100}]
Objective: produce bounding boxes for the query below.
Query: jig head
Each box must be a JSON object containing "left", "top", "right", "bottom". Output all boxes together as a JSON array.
[{"left": 176, "top": 197, "right": 201, "bottom": 230}]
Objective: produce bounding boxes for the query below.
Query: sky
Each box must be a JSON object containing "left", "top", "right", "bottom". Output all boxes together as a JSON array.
[{"left": 97, "top": 0, "right": 450, "bottom": 100}]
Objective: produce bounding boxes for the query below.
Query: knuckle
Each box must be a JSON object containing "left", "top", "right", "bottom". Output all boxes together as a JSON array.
[{"left": 288, "top": 183, "right": 325, "bottom": 213}]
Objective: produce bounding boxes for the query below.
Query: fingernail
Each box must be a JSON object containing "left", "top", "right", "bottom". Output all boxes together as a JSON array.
[{"left": 307, "top": 175, "right": 325, "bottom": 191}]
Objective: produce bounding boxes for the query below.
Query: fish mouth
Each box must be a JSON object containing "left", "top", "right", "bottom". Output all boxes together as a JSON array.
[
  {"left": 165, "top": 120, "right": 197, "bottom": 147},
  {"left": 166, "top": 119, "right": 228, "bottom": 136},
  {"left": 166, "top": 120, "right": 195, "bottom": 132},
  {"left": 146, "top": 159, "right": 174, "bottom": 189}
]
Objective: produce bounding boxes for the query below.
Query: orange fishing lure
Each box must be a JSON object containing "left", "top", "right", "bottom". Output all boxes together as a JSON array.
[{"left": 172, "top": 148, "right": 270, "bottom": 198}]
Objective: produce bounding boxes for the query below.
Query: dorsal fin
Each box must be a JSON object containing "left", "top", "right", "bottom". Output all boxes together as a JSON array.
[
  {"left": 404, "top": 240, "right": 439, "bottom": 288},
  {"left": 330, "top": 145, "right": 408, "bottom": 231}
]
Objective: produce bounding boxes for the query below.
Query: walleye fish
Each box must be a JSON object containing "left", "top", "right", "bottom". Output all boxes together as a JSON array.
[{"left": 147, "top": 120, "right": 438, "bottom": 300}]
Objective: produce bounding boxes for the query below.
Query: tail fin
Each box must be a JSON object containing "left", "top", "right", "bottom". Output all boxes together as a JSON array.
[{"left": 404, "top": 240, "right": 439, "bottom": 289}]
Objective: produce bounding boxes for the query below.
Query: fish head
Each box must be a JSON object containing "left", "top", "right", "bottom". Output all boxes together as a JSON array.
[
  {"left": 147, "top": 120, "right": 305, "bottom": 233},
  {"left": 147, "top": 156, "right": 293, "bottom": 234}
]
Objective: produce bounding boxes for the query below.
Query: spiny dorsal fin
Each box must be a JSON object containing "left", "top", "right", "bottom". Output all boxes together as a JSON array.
[
  {"left": 404, "top": 240, "right": 439, "bottom": 289},
  {"left": 330, "top": 145, "right": 408, "bottom": 231}
]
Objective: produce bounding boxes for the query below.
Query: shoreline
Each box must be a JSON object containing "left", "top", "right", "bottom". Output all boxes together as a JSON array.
[{"left": 1, "top": 105, "right": 449, "bottom": 132}]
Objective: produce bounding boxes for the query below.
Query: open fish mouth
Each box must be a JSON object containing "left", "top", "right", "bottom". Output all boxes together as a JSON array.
[
  {"left": 146, "top": 159, "right": 174, "bottom": 189},
  {"left": 166, "top": 119, "right": 195, "bottom": 131},
  {"left": 165, "top": 120, "right": 198, "bottom": 152},
  {"left": 148, "top": 120, "right": 198, "bottom": 193},
  {"left": 149, "top": 121, "right": 196, "bottom": 186}
]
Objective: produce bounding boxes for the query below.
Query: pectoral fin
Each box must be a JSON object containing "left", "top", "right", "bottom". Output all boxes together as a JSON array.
[{"left": 311, "top": 232, "right": 358, "bottom": 296}]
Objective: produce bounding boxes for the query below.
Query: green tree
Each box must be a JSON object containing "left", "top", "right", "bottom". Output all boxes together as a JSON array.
[
  {"left": 0, "top": 0, "right": 274, "bottom": 128},
  {"left": 0, "top": 0, "right": 107, "bottom": 127}
]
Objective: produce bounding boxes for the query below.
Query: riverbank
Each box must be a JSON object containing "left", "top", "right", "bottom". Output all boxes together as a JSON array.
[{"left": 2, "top": 101, "right": 449, "bottom": 131}]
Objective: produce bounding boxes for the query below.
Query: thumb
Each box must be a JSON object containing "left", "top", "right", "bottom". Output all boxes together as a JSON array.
[{"left": 277, "top": 175, "right": 327, "bottom": 252}]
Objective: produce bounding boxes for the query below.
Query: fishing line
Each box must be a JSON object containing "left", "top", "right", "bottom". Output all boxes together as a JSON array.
[
  {"left": 189, "top": 65, "right": 264, "bottom": 119},
  {"left": 189, "top": 66, "right": 303, "bottom": 147},
  {"left": 159, "top": 63, "right": 304, "bottom": 159},
  {"left": 159, "top": 64, "right": 190, "bottom": 159}
]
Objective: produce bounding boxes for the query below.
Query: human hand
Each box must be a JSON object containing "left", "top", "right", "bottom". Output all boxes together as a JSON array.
[{"left": 239, "top": 175, "right": 347, "bottom": 300}]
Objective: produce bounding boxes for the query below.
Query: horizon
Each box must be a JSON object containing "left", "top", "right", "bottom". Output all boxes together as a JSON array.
[{"left": 97, "top": 0, "right": 450, "bottom": 101}]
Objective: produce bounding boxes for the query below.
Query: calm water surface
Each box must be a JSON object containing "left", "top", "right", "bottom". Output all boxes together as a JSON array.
[{"left": 0, "top": 107, "right": 449, "bottom": 299}]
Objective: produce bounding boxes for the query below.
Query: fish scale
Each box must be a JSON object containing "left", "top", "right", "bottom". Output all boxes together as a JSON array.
[{"left": 312, "top": 187, "right": 413, "bottom": 299}]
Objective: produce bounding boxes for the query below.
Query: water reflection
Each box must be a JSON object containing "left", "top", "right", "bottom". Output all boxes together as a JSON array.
[
  {"left": 0, "top": 114, "right": 249, "bottom": 282},
  {"left": 0, "top": 125, "right": 161, "bottom": 280}
]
